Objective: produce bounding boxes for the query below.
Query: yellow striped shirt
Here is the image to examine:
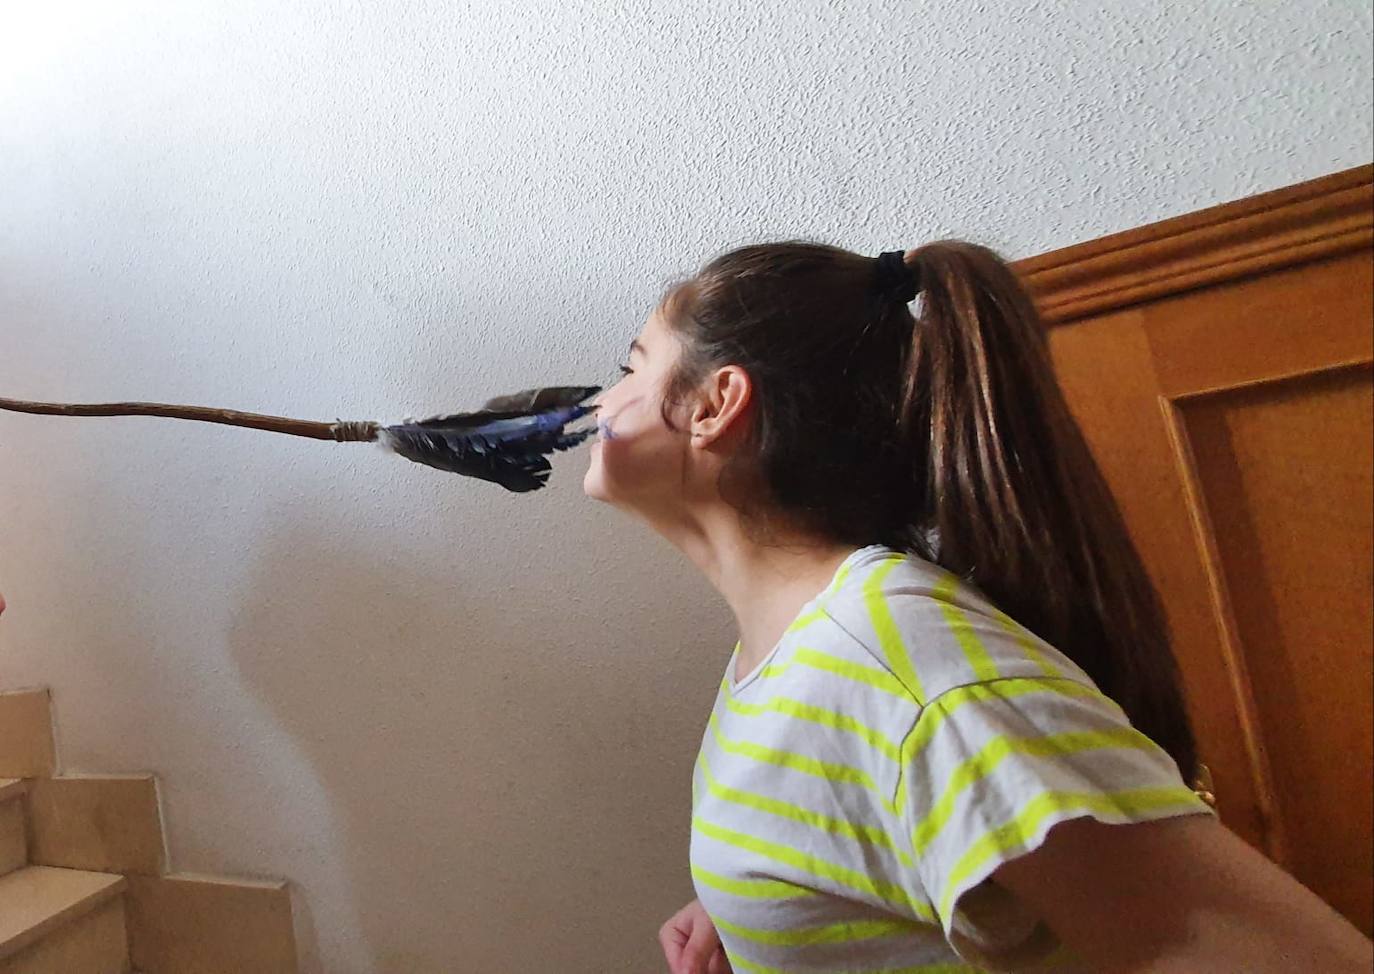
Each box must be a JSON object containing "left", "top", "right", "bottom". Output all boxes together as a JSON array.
[{"left": 689, "top": 546, "right": 1213, "bottom": 973}]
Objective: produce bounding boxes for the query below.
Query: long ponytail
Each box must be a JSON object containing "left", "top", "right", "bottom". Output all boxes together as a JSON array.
[{"left": 899, "top": 241, "right": 1197, "bottom": 778}]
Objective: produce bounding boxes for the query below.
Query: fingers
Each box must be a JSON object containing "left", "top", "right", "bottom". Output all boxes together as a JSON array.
[
  {"left": 679, "top": 911, "right": 720, "bottom": 974},
  {"left": 658, "top": 918, "right": 688, "bottom": 974},
  {"left": 659, "top": 900, "right": 725, "bottom": 974}
]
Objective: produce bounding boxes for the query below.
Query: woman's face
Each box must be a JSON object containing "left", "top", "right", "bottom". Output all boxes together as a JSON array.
[{"left": 583, "top": 309, "right": 697, "bottom": 518}]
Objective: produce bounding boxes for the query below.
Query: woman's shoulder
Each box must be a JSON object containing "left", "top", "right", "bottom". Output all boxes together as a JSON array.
[{"left": 816, "top": 547, "right": 1097, "bottom": 707}]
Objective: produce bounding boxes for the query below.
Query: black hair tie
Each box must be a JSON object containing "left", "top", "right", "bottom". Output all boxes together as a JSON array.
[{"left": 874, "top": 250, "right": 919, "bottom": 303}]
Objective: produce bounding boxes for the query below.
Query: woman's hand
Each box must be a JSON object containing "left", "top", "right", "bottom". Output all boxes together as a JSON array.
[{"left": 659, "top": 899, "right": 732, "bottom": 974}]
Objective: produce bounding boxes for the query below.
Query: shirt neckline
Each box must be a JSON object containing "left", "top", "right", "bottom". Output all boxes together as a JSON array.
[{"left": 726, "top": 544, "right": 892, "bottom": 695}]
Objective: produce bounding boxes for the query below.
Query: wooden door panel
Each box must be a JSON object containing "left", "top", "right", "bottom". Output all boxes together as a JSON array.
[
  {"left": 1047, "top": 314, "right": 1272, "bottom": 854},
  {"left": 1020, "top": 165, "right": 1374, "bottom": 934},
  {"left": 1177, "top": 366, "right": 1373, "bottom": 931}
]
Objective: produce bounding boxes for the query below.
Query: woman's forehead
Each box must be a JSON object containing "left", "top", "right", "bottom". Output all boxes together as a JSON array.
[{"left": 636, "top": 309, "right": 671, "bottom": 349}]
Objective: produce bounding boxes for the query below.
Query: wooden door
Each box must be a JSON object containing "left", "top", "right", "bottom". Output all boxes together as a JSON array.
[{"left": 1015, "top": 166, "right": 1374, "bottom": 935}]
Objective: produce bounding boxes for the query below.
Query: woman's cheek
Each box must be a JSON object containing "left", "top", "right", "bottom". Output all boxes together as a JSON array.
[{"left": 583, "top": 418, "right": 646, "bottom": 502}]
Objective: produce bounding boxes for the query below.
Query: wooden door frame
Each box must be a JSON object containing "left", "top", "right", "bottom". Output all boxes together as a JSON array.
[{"left": 1015, "top": 164, "right": 1373, "bottom": 326}]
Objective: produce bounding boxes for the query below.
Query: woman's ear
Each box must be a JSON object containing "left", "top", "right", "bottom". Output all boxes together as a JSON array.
[{"left": 689, "top": 365, "right": 752, "bottom": 447}]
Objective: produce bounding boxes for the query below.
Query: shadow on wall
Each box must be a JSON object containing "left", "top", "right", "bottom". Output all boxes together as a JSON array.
[{"left": 224, "top": 508, "right": 697, "bottom": 973}]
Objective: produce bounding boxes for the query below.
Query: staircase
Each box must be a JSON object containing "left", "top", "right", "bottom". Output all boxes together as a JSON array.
[{"left": 0, "top": 688, "right": 298, "bottom": 973}]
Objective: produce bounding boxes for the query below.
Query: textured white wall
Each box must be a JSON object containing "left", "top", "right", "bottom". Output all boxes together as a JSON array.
[{"left": 1, "top": 1, "right": 1370, "bottom": 970}]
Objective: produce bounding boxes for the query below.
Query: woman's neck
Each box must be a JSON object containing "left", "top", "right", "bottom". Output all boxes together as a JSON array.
[{"left": 661, "top": 505, "right": 856, "bottom": 674}]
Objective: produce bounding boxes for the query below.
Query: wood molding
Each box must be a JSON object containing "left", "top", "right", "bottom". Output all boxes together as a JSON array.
[
  {"left": 1158, "top": 394, "right": 1287, "bottom": 864},
  {"left": 1014, "top": 164, "right": 1374, "bottom": 324}
]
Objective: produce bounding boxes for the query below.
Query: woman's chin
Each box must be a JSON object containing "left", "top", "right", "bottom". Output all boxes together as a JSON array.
[{"left": 582, "top": 452, "right": 609, "bottom": 501}]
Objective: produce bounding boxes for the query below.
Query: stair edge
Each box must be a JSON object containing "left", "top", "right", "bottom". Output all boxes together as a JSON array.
[{"left": 0, "top": 865, "right": 127, "bottom": 961}]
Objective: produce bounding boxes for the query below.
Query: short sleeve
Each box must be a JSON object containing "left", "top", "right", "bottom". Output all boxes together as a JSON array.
[{"left": 900, "top": 676, "right": 1214, "bottom": 971}]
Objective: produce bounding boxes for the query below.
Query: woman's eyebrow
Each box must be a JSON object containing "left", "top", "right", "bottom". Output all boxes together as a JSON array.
[{"left": 629, "top": 339, "right": 646, "bottom": 357}]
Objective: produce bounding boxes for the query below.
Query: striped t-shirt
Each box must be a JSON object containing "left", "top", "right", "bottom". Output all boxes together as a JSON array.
[{"left": 689, "top": 545, "right": 1213, "bottom": 973}]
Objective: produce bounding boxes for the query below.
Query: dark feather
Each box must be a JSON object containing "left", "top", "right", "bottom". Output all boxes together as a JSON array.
[
  {"left": 478, "top": 386, "right": 601, "bottom": 416},
  {"left": 378, "top": 386, "right": 599, "bottom": 492}
]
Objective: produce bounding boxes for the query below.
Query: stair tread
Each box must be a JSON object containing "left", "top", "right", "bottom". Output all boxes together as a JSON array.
[
  {"left": 0, "top": 865, "right": 126, "bottom": 961},
  {"left": 0, "top": 778, "right": 24, "bottom": 802}
]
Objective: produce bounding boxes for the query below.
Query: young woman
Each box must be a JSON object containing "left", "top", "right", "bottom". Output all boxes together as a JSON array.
[{"left": 584, "top": 241, "right": 1373, "bottom": 974}]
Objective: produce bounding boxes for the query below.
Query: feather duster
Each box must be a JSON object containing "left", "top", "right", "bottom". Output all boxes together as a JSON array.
[{"left": 0, "top": 386, "right": 600, "bottom": 493}]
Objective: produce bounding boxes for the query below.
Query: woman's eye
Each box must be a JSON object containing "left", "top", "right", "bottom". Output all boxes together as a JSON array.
[{"left": 618, "top": 364, "right": 634, "bottom": 376}]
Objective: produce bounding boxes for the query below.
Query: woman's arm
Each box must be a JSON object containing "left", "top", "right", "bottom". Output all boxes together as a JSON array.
[{"left": 991, "top": 814, "right": 1372, "bottom": 972}]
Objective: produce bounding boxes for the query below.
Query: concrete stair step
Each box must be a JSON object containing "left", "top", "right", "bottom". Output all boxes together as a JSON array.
[
  {"left": 0, "top": 865, "right": 128, "bottom": 973},
  {"left": 25, "top": 775, "right": 165, "bottom": 876},
  {"left": 0, "top": 780, "right": 25, "bottom": 879},
  {"left": 0, "top": 686, "right": 297, "bottom": 970},
  {"left": 0, "top": 690, "right": 56, "bottom": 779}
]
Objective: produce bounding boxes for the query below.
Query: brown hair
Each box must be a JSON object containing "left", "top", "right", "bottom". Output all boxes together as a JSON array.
[{"left": 659, "top": 240, "right": 1198, "bottom": 779}]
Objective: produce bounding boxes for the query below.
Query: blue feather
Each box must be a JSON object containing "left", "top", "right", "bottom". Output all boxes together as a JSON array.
[{"left": 377, "top": 386, "right": 599, "bottom": 492}]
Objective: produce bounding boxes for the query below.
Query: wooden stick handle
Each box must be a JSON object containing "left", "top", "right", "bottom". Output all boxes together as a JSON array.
[{"left": 0, "top": 396, "right": 379, "bottom": 442}]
